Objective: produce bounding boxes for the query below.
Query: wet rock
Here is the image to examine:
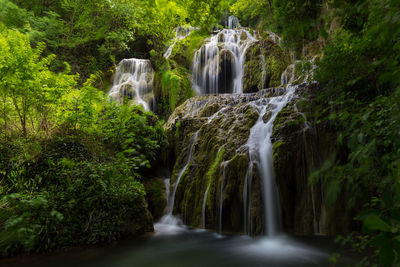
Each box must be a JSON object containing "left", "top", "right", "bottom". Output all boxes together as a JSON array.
[
  {"left": 143, "top": 178, "right": 167, "bottom": 220},
  {"left": 271, "top": 82, "right": 357, "bottom": 236},
  {"left": 263, "top": 111, "right": 272, "bottom": 123},
  {"left": 165, "top": 91, "right": 282, "bottom": 235},
  {"left": 242, "top": 34, "right": 290, "bottom": 93},
  {"left": 218, "top": 49, "right": 235, "bottom": 93}
]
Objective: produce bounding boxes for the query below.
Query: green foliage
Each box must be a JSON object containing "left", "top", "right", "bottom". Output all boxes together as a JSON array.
[
  {"left": 0, "top": 27, "right": 77, "bottom": 137},
  {"left": 0, "top": 159, "right": 151, "bottom": 257},
  {"left": 230, "top": 0, "right": 322, "bottom": 49},
  {"left": 272, "top": 0, "right": 322, "bottom": 47},
  {"left": 182, "top": 0, "right": 229, "bottom": 31},
  {"left": 309, "top": 0, "right": 400, "bottom": 265},
  {"left": 317, "top": 0, "right": 400, "bottom": 100},
  {"left": 230, "top": 0, "right": 272, "bottom": 28},
  {"left": 0, "top": 0, "right": 31, "bottom": 31},
  {"left": 99, "top": 103, "right": 164, "bottom": 172},
  {"left": 0, "top": 22, "right": 165, "bottom": 258},
  {"left": 157, "top": 61, "right": 194, "bottom": 117},
  {"left": 0, "top": 102, "right": 164, "bottom": 256}
]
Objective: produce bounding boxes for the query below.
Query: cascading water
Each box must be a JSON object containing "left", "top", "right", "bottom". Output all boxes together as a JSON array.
[
  {"left": 160, "top": 15, "right": 302, "bottom": 238},
  {"left": 192, "top": 28, "right": 257, "bottom": 95},
  {"left": 245, "top": 85, "right": 296, "bottom": 236},
  {"left": 218, "top": 161, "right": 229, "bottom": 233},
  {"left": 164, "top": 26, "right": 198, "bottom": 59},
  {"left": 108, "top": 58, "right": 154, "bottom": 111},
  {"left": 201, "top": 185, "right": 210, "bottom": 229},
  {"left": 155, "top": 131, "right": 199, "bottom": 233},
  {"left": 243, "top": 159, "right": 253, "bottom": 235},
  {"left": 225, "top": 15, "right": 241, "bottom": 29},
  {"left": 169, "top": 131, "right": 199, "bottom": 215}
]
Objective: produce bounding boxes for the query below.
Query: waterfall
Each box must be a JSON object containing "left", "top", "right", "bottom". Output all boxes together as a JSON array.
[
  {"left": 155, "top": 131, "right": 199, "bottom": 233},
  {"left": 218, "top": 161, "right": 229, "bottom": 233},
  {"left": 168, "top": 131, "right": 199, "bottom": 215},
  {"left": 245, "top": 85, "right": 297, "bottom": 236},
  {"left": 202, "top": 185, "right": 210, "bottom": 229},
  {"left": 227, "top": 15, "right": 241, "bottom": 29},
  {"left": 243, "top": 161, "right": 253, "bottom": 235},
  {"left": 162, "top": 15, "right": 308, "bottom": 237},
  {"left": 108, "top": 58, "right": 154, "bottom": 111},
  {"left": 192, "top": 28, "right": 257, "bottom": 95},
  {"left": 261, "top": 54, "right": 266, "bottom": 89},
  {"left": 164, "top": 26, "right": 198, "bottom": 59}
]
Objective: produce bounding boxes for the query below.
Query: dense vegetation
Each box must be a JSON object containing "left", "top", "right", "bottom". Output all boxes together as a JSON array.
[
  {"left": 0, "top": 0, "right": 399, "bottom": 266},
  {"left": 0, "top": 26, "right": 165, "bottom": 255}
]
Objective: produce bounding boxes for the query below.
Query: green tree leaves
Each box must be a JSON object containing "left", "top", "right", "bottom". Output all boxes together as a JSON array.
[{"left": 0, "top": 28, "right": 76, "bottom": 136}]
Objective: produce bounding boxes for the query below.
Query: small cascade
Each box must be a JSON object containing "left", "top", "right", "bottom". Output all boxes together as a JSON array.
[
  {"left": 280, "top": 62, "right": 297, "bottom": 86},
  {"left": 226, "top": 15, "right": 241, "bottom": 29},
  {"left": 243, "top": 160, "right": 253, "bottom": 235},
  {"left": 218, "top": 161, "right": 229, "bottom": 233},
  {"left": 280, "top": 57, "right": 317, "bottom": 86},
  {"left": 201, "top": 185, "right": 210, "bottom": 229},
  {"left": 266, "top": 31, "right": 282, "bottom": 44},
  {"left": 164, "top": 26, "right": 198, "bottom": 59},
  {"left": 192, "top": 28, "right": 257, "bottom": 95},
  {"left": 108, "top": 58, "right": 154, "bottom": 111},
  {"left": 168, "top": 131, "right": 199, "bottom": 215},
  {"left": 154, "top": 132, "right": 198, "bottom": 234},
  {"left": 245, "top": 85, "right": 297, "bottom": 236},
  {"left": 261, "top": 54, "right": 267, "bottom": 89}
]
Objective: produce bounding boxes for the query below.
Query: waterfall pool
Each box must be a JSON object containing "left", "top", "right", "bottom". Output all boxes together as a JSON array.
[{"left": 2, "top": 222, "right": 361, "bottom": 267}]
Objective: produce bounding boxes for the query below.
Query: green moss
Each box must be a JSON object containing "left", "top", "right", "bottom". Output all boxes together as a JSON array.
[
  {"left": 273, "top": 106, "right": 292, "bottom": 132},
  {"left": 174, "top": 120, "right": 181, "bottom": 141},
  {"left": 245, "top": 109, "right": 259, "bottom": 129},
  {"left": 288, "top": 116, "right": 306, "bottom": 127},
  {"left": 206, "top": 148, "right": 225, "bottom": 186},
  {"left": 273, "top": 141, "right": 286, "bottom": 161},
  {"left": 185, "top": 31, "right": 210, "bottom": 63},
  {"left": 258, "top": 37, "right": 290, "bottom": 88},
  {"left": 162, "top": 70, "right": 180, "bottom": 111},
  {"left": 159, "top": 62, "right": 194, "bottom": 115},
  {"left": 144, "top": 178, "right": 166, "bottom": 220},
  {"left": 169, "top": 30, "right": 209, "bottom": 68}
]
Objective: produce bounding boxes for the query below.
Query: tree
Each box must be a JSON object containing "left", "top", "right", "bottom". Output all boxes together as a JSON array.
[{"left": 0, "top": 27, "right": 76, "bottom": 136}]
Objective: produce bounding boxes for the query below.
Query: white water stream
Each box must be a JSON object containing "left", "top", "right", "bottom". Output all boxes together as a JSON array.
[
  {"left": 245, "top": 85, "right": 297, "bottom": 236},
  {"left": 164, "top": 26, "right": 198, "bottom": 59},
  {"left": 108, "top": 58, "right": 154, "bottom": 111},
  {"left": 192, "top": 28, "right": 257, "bottom": 94},
  {"left": 157, "top": 16, "right": 305, "bottom": 240}
]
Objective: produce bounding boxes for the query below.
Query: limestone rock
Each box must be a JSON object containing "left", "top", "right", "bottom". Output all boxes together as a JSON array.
[{"left": 165, "top": 88, "right": 292, "bottom": 235}]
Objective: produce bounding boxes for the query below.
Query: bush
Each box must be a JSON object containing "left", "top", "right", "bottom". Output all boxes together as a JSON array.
[
  {"left": 0, "top": 102, "right": 164, "bottom": 257},
  {"left": 0, "top": 160, "right": 152, "bottom": 257}
]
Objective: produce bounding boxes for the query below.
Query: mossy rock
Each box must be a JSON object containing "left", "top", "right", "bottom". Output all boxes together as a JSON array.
[
  {"left": 164, "top": 90, "right": 289, "bottom": 235},
  {"left": 143, "top": 178, "right": 167, "bottom": 220},
  {"left": 271, "top": 83, "right": 356, "bottom": 236}
]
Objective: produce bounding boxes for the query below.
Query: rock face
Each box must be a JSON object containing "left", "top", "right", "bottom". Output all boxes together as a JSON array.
[
  {"left": 271, "top": 82, "right": 357, "bottom": 235},
  {"left": 165, "top": 82, "right": 357, "bottom": 236},
  {"left": 165, "top": 87, "right": 289, "bottom": 235},
  {"left": 242, "top": 32, "right": 290, "bottom": 93}
]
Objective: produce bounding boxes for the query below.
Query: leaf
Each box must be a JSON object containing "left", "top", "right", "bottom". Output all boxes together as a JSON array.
[
  {"left": 370, "top": 232, "right": 390, "bottom": 247},
  {"left": 379, "top": 244, "right": 394, "bottom": 267},
  {"left": 382, "top": 190, "right": 393, "bottom": 208},
  {"left": 363, "top": 215, "right": 391, "bottom": 232}
]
